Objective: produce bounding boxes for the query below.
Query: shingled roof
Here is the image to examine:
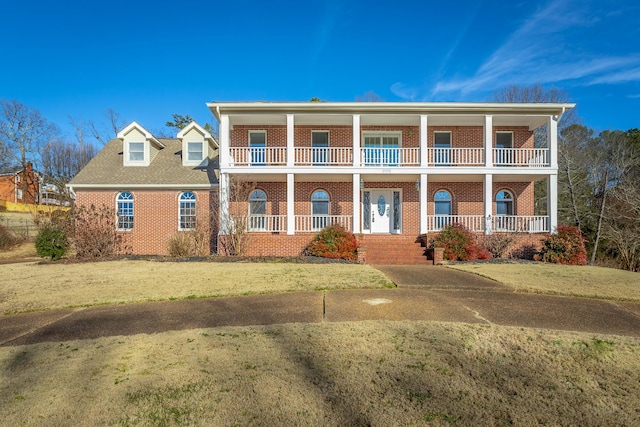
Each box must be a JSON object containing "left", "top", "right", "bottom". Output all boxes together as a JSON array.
[{"left": 70, "top": 138, "right": 219, "bottom": 188}]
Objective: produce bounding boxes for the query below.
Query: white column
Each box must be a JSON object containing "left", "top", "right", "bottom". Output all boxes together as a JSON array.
[
  {"left": 286, "top": 114, "right": 294, "bottom": 167},
  {"left": 352, "top": 114, "right": 361, "bottom": 167},
  {"left": 287, "top": 173, "right": 295, "bottom": 235},
  {"left": 352, "top": 173, "right": 361, "bottom": 234},
  {"left": 548, "top": 115, "right": 558, "bottom": 168},
  {"left": 419, "top": 173, "right": 428, "bottom": 234},
  {"left": 548, "top": 174, "right": 558, "bottom": 234},
  {"left": 420, "top": 115, "right": 428, "bottom": 167},
  {"left": 484, "top": 115, "right": 493, "bottom": 167},
  {"left": 220, "top": 115, "right": 230, "bottom": 168},
  {"left": 219, "top": 173, "right": 230, "bottom": 234},
  {"left": 484, "top": 174, "right": 493, "bottom": 234}
]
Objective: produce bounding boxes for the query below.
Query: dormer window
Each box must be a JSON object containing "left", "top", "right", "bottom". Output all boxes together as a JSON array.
[
  {"left": 177, "top": 121, "right": 217, "bottom": 167},
  {"left": 118, "top": 121, "right": 164, "bottom": 167},
  {"left": 129, "top": 142, "right": 145, "bottom": 162},
  {"left": 187, "top": 142, "right": 204, "bottom": 162}
]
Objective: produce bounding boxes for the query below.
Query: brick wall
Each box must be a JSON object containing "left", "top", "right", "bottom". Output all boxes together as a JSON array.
[{"left": 76, "top": 189, "right": 215, "bottom": 255}]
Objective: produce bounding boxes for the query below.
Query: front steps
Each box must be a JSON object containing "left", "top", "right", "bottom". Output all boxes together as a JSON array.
[{"left": 358, "top": 234, "right": 429, "bottom": 265}]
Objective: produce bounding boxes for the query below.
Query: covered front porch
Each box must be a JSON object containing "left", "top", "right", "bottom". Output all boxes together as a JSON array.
[{"left": 219, "top": 172, "right": 556, "bottom": 236}]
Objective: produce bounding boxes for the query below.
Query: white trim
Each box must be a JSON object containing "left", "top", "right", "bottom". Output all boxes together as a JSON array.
[
  {"left": 69, "top": 183, "right": 218, "bottom": 189},
  {"left": 361, "top": 187, "right": 403, "bottom": 234},
  {"left": 352, "top": 173, "right": 360, "bottom": 234},
  {"left": 420, "top": 115, "right": 428, "bottom": 167},
  {"left": 495, "top": 131, "right": 514, "bottom": 147},
  {"left": 352, "top": 115, "right": 360, "bottom": 167},
  {"left": 178, "top": 191, "right": 197, "bottom": 231},
  {"left": 484, "top": 115, "right": 493, "bottom": 168},
  {"left": 484, "top": 174, "right": 493, "bottom": 235},
  {"left": 419, "top": 173, "right": 428, "bottom": 234},
  {"left": 286, "top": 114, "right": 294, "bottom": 167},
  {"left": 287, "top": 173, "right": 295, "bottom": 235}
]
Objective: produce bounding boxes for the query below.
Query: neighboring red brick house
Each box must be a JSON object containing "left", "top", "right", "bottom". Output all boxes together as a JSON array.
[
  {"left": 0, "top": 163, "right": 40, "bottom": 205},
  {"left": 70, "top": 101, "right": 574, "bottom": 262}
]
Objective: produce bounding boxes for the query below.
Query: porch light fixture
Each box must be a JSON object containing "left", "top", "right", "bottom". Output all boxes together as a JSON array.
[
  {"left": 415, "top": 179, "right": 420, "bottom": 191},
  {"left": 360, "top": 178, "right": 365, "bottom": 190}
]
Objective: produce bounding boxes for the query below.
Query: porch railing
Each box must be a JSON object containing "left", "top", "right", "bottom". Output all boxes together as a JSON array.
[
  {"left": 493, "top": 148, "right": 549, "bottom": 167},
  {"left": 428, "top": 148, "right": 484, "bottom": 166},
  {"left": 226, "top": 146, "right": 550, "bottom": 168},
  {"left": 229, "top": 147, "right": 287, "bottom": 166},
  {"left": 428, "top": 215, "right": 485, "bottom": 232},
  {"left": 294, "top": 147, "right": 353, "bottom": 166},
  {"left": 360, "top": 147, "right": 420, "bottom": 166},
  {"left": 295, "top": 215, "right": 352, "bottom": 232},
  {"left": 236, "top": 215, "right": 287, "bottom": 232},
  {"left": 492, "top": 215, "right": 549, "bottom": 232}
]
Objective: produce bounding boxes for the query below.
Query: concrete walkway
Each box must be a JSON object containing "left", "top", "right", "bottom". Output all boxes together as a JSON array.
[{"left": 1, "top": 266, "right": 639, "bottom": 346}]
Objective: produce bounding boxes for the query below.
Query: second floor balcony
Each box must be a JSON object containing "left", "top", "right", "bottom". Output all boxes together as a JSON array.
[{"left": 227, "top": 146, "right": 550, "bottom": 168}]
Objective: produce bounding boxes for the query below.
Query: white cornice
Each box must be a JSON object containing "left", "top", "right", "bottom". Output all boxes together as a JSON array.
[
  {"left": 207, "top": 101, "right": 576, "bottom": 120},
  {"left": 68, "top": 183, "right": 218, "bottom": 190}
]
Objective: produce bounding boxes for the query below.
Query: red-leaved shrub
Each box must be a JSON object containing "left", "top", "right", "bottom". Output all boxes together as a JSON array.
[
  {"left": 434, "top": 223, "right": 480, "bottom": 261},
  {"left": 306, "top": 224, "right": 359, "bottom": 261},
  {"left": 535, "top": 225, "right": 587, "bottom": 265}
]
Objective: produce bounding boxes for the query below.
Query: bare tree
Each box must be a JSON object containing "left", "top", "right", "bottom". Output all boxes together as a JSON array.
[
  {"left": 217, "top": 177, "right": 256, "bottom": 256},
  {"left": 0, "top": 99, "right": 58, "bottom": 203},
  {"left": 40, "top": 139, "right": 96, "bottom": 204},
  {"left": 557, "top": 124, "right": 592, "bottom": 229},
  {"left": 89, "top": 108, "right": 125, "bottom": 145},
  {"left": 355, "top": 91, "right": 384, "bottom": 102}
]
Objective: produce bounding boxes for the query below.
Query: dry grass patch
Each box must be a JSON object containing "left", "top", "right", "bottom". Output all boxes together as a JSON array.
[
  {"left": 0, "top": 242, "right": 37, "bottom": 260},
  {"left": 1, "top": 321, "right": 638, "bottom": 426},
  {"left": 0, "top": 261, "right": 393, "bottom": 314},
  {"left": 448, "top": 263, "right": 640, "bottom": 302}
]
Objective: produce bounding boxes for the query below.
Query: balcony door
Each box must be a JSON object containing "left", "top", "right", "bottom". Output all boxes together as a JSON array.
[{"left": 363, "top": 132, "right": 400, "bottom": 166}]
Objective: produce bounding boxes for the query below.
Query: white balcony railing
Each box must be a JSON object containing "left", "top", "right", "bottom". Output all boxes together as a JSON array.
[
  {"left": 226, "top": 147, "right": 550, "bottom": 168},
  {"left": 360, "top": 147, "right": 420, "bottom": 166},
  {"left": 229, "top": 147, "right": 287, "bottom": 166},
  {"left": 295, "top": 215, "right": 352, "bottom": 232},
  {"left": 493, "top": 148, "right": 549, "bottom": 167},
  {"left": 428, "top": 215, "right": 486, "bottom": 232},
  {"left": 428, "top": 148, "right": 484, "bottom": 166},
  {"left": 492, "top": 215, "right": 549, "bottom": 232},
  {"left": 236, "top": 215, "right": 287, "bottom": 232},
  {"left": 294, "top": 147, "right": 353, "bottom": 166}
]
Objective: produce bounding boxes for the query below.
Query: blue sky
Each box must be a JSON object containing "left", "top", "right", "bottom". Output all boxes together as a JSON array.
[{"left": 1, "top": 0, "right": 638, "bottom": 141}]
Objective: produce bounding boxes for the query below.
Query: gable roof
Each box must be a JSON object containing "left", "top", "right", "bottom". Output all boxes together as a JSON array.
[
  {"left": 117, "top": 121, "right": 165, "bottom": 149},
  {"left": 69, "top": 138, "right": 218, "bottom": 189}
]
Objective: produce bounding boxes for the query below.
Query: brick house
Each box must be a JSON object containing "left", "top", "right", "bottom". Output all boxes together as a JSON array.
[
  {"left": 0, "top": 162, "right": 41, "bottom": 206},
  {"left": 69, "top": 121, "right": 218, "bottom": 254},
  {"left": 70, "top": 101, "right": 574, "bottom": 262}
]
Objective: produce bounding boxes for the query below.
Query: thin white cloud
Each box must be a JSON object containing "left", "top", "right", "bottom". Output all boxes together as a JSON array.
[
  {"left": 393, "top": 0, "right": 640, "bottom": 101},
  {"left": 628, "top": 94, "right": 640, "bottom": 99}
]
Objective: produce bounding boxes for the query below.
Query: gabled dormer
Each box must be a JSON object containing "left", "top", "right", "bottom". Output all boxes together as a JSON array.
[
  {"left": 117, "top": 121, "right": 165, "bottom": 167},
  {"left": 177, "top": 121, "right": 218, "bottom": 167}
]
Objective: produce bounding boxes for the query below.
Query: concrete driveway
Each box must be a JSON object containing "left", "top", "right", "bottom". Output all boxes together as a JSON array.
[{"left": 1, "top": 265, "right": 639, "bottom": 346}]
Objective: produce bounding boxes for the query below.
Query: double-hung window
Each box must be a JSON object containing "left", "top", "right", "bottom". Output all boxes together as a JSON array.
[
  {"left": 187, "top": 142, "right": 203, "bottom": 162},
  {"left": 495, "top": 132, "right": 513, "bottom": 166},
  {"left": 312, "top": 131, "right": 329, "bottom": 165},
  {"left": 249, "top": 189, "right": 267, "bottom": 231},
  {"left": 434, "top": 132, "right": 451, "bottom": 166},
  {"left": 249, "top": 131, "right": 266, "bottom": 166},
  {"left": 434, "top": 190, "right": 452, "bottom": 230},
  {"left": 179, "top": 192, "right": 197, "bottom": 230},
  {"left": 311, "top": 190, "right": 330, "bottom": 230},
  {"left": 117, "top": 192, "right": 134, "bottom": 230},
  {"left": 129, "top": 142, "right": 145, "bottom": 162}
]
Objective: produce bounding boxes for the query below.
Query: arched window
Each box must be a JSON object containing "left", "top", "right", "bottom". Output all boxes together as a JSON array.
[
  {"left": 116, "top": 192, "right": 134, "bottom": 230},
  {"left": 496, "top": 190, "right": 514, "bottom": 216},
  {"left": 311, "top": 189, "right": 330, "bottom": 230},
  {"left": 249, "top": 189, "right": 267, "bottom": 231},
  {"left": 179, "top": 192, "right": 197, "bottom": 230},
  {"left": 434, "top": 190, "right": 452, "bottom": 230}
]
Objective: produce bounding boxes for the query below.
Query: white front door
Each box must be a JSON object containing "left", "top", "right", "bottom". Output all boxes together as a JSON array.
[{"left": 370, "top": 190, "right": 392, "bottom": 233}]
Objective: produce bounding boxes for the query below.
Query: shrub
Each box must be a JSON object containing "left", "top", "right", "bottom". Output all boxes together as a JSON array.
[
  {"left": 167, "top": 225, "right": 211, "bottom": 257},
  {"left": 536, "top": 225, "right": 587, "bottom": 265},
  {"left": 434, "top": 223, "right": 478, "bottom": 261},
  {"left": 73, "top": 204, "right": 130, "bottom": 259},
  {"left": 35, "top": 225, "right": 68, "bottom": 261},
  {"left": 306, "top": 224, "right": 359, "bottom": 261},
  {"left": 0, "top": 224, "right": 20, "bottom": 250},
  {"left": 480, "top": 233, "right": 516, "bottom": 259}
]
